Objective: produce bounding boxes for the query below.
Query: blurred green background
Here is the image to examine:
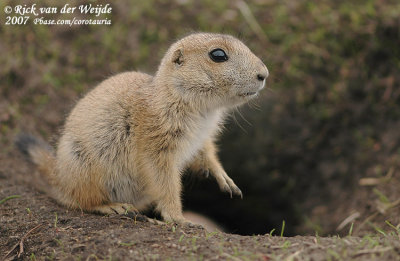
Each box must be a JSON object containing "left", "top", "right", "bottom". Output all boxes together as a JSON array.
[{"left": 1, "top": 0, "right": 400, "bottom": 235}]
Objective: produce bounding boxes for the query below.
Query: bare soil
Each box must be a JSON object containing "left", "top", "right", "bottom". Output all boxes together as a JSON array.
[
  {"left": 1, "top": 153, "right": 400, "bottom": 260},
  {"left": 1, "top": 1, "right": 400, "bottom": 259}
]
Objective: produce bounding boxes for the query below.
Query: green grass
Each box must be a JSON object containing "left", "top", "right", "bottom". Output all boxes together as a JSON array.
[
  {"left": 0, "top": 195, "right": 21, "bottom": 204},
  {"left": 348, "top": 222, "right": 354, "bottom": 236},
  {"left": 119, "top": 242, "right": 136, "bottom": 247},
  {"left": 54, "top": 212, "right": 58, "bottom": 228}
]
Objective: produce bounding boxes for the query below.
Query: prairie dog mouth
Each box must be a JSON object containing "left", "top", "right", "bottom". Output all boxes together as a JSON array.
[
  {"left": 238, "top": 81, "right": 265, "bottom": 97},
  {"left": 238, "top": 91, "right": 257, "bottom": 97}
]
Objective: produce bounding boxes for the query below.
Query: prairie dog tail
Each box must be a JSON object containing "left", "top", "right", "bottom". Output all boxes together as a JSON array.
[{"left": 15, "top": 133, "right": 57, "bottom": 186}]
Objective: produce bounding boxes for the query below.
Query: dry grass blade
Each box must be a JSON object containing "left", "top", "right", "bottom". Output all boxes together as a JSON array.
[
  {"left": 285, "top": 250, "right": 302, "bottom": 261},
  {"left": 359, "top": 167, "right": 394, "bottom": 186},
  {"left": 3, "top": 224, "right": 42, "bottom": 260},
  {"left": 359, "top": 178, "right": 382, "bottom": 186},
  {"left": 221, "top": 252, "right": 242, "bottom": 261},
  {"left": 353, "top": 247, "right": 393, "bottom": 257},
  {"left": 377, "top": 199, "right": 400, "bottom": 214},
  {"left": 337, "top": 212, "right": 360, "bottom": 231},
  {"left": 236, "top": 0, "right": 268, "bottom": 43}
]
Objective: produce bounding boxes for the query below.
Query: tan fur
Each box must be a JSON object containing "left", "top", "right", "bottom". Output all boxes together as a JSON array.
[{"left": 25, "top": 33, "right": 268, "bottom": 224}]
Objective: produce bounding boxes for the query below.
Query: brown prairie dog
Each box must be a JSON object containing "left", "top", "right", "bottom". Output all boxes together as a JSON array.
[{"left": 16, "top": 33, "right": 269, "bottom": 225}]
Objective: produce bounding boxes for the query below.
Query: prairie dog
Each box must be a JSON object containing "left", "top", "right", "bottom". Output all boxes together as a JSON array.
[{"left": 16, "top": 33, "right": 268, "bottom": 224}]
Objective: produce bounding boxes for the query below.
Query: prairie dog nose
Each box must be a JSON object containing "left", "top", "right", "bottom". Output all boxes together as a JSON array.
[
  {"left": 257, "top": 74, "right": 266, "bottom": 81},
  {"left": 256, "top": 65, "right": 269, "bottom": 82}
]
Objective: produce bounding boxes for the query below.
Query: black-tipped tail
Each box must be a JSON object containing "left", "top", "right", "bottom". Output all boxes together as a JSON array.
[
  {"left": 15, "top": 133, "right": 37, "bottom": 157},
  {"left": 15, "top": 133, "right": 58, "bottom": 193},
  {"left": 15, "top": 133, "right": 53, "bottom": 161}
]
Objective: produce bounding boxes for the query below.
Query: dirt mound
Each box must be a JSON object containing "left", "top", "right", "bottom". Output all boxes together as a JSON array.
[{"left": 2, "top": 172, "right": 400, "bottom": 260}]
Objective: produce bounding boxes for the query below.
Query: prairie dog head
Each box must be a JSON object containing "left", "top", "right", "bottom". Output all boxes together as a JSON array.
[{"left": 155, "top": 33, "right": 269, "bottom": 109}]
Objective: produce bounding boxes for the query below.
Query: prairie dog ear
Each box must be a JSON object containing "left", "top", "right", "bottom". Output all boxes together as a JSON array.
[{"left": 172, "top": 49, "right": 184, "bottom": 66}]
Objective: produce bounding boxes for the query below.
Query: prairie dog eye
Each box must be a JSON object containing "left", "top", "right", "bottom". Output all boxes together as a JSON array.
[{"left": 209, "top": 48, "right": 228, "bottom": 63}]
